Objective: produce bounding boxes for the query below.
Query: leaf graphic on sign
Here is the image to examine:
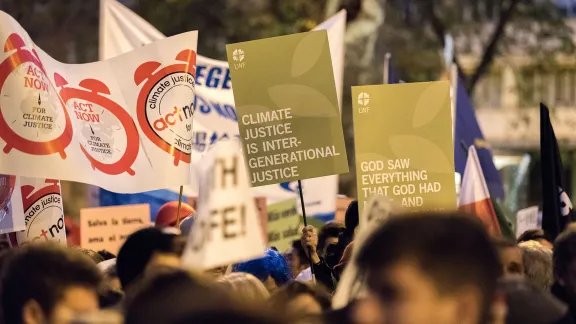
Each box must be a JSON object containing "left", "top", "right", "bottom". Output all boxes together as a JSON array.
[
  {"left": 412, "top": 82, "right": 450, "bottom": 128},
  {"left": 291, "top": 32, "right": 326, "bottom": 78},
  {"left": 268, "top": 84, "right": 337, "bottom": 117},
  {"left": 389, "top": 135, "right": 452, "bottom": 173}
]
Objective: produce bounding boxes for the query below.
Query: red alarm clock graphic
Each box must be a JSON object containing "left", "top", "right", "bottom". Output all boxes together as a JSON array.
[
  {"left": 0, "top": 33, "right": 72, "bottom": 158},
  {"left": 54, "top": 74, "right": 140, "bottom": 176},
  {"left": 134, "top": 49, "right": 196, "bottom": 166},
  {"left": 0, "top": 174, "right": 15, "bottom": 225}
]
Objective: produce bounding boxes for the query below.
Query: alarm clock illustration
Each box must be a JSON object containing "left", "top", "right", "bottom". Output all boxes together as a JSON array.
[
  {"left": 0, "top": 33, "right": 72, "bottom": 158},
  {"left": 0, "top": 174, "right": 15, "bottom": 225},
  {"left": 54, "top": 74, "right": 139, "bottom": 176},
  {"left": 134, "top": 49, "right": 196, "bottom": 166}
]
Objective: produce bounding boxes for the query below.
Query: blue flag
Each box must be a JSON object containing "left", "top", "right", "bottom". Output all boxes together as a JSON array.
[
  {"left": 454, "top": 78, "right": 505, "bottom": 200},
  {"left": 99, "top": 189, "right": 185, "bottom": 222}
]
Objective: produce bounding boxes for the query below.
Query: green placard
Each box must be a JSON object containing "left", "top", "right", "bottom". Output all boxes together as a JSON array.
[
  {"left": 267, "top": 199, "right": 301, "bottom": 253},
  {"left": 226, "top": 30, "right": 349, "bottom": 187},
  {"left": 352, "top": 81, "right": 456, "bottom": 214}
]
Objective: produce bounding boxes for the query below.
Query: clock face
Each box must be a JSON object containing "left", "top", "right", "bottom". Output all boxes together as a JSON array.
[
  {"left": 144, "top": 72, "right": 194, "bottom": 155},
  {"left": 0, "top": 62, "right": 67, "bottom": 142},
  {"left": 67, "top": 98, "right": 127, "bottom": 165}
]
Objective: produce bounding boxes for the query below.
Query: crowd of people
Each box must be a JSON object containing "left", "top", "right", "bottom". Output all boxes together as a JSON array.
[{"left": 1, "top": 200, "right": 576, "bottom": 324}]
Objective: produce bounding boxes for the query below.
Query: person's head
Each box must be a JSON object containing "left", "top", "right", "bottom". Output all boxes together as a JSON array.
[
  {"left": 344, "top": 200, "right": 359, "bottom": 237},
  {"left": 155, "top": 201, "right": 195, "bottom": 228},
  {"left": 285, "top": 240, "right": 308, "bottom": 278},
  {"left": 97, "top": 250, "right": 116, "bottom": 261},
  {"left": 218, "top": 272, "right": 270, "bottom": 303},
  {"left": 232, "top": 248, "right": 292, "bottom": 292},
  {"left": 72, "top": 247, "right": 105, "bottom": 264},
  {"left": 518, "top": 229, "right": 553, "bottom": 250},
  {"left": 518, "top": 240, "right": 553, "bottom": 291},
  {"left": 116, "top": 227, "right": 184, "bottom": 291},
  {"left": 269, "top": 281, "right": 331, "bottom": 319},
  {"left": 493, "top": 237, "right": 525, "bottom": 277},
  {"left": 357, "top": 212, "right": 500, "bottom": 324},
  {"left": 553, "top": 229, "right": 576, "bottom": 296},
  {"left": 317, "top": 222, "right": 345, "bottom": 257},
  {"left": 1, "top": 243, "right": 101, "bottom": 324}
]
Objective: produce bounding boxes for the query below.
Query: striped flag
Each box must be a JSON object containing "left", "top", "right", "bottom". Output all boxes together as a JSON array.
[{"left": 459, "top": 146, "right": 502, "bottom": 236}]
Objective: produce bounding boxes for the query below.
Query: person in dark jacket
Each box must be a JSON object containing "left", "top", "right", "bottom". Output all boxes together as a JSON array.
[{"left": 552, "top": 229, "right": 576, "bottom": 323}]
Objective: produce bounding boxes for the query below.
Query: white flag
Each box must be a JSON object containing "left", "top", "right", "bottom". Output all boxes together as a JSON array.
[{"left": 182, "top": 140, "right": 265, "bottom": 269}]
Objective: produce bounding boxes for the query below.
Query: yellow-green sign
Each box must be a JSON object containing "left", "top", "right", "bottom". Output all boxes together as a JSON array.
[
  {"left": 267, "top": 199, "right": 301, "bottom": 253},
  {"left": 352, "top": 82, "right": 456, "bottom": 214},
  {"left": 226, "top": 30, "right": 349, "bottom": 187}
]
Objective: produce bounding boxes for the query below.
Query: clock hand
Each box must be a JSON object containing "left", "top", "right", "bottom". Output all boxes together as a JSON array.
[{"left": 90, "top": 125, "right": 95, "bottom": 135}]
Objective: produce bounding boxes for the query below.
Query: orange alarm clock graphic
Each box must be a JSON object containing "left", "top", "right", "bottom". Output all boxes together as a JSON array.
[
  {"left": 54, "top": 75, "right": 140, "bottom": 176},
  {"left": 0, "top": 33, "right": 72, "bottom": 158},
  {"left": 134, "top": 49, "right": 196, "bottom": 166}
]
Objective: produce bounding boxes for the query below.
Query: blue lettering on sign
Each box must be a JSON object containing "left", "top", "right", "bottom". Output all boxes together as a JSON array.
[
  {"left": 196, "top": 65, "right": 232, "bottom": 89},
  {"left": 194, "top": 95, "right": 238, "bottom": 121},
  {"left": 193, "top": 131, "right": 239, "bottom": 152},
  {"left": 281, "top": 181, "right": 298, "bottom": 193}
]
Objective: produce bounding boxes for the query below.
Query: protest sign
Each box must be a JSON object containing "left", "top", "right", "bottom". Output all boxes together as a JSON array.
[
  {"left": 226, "top": 30, "right": 349, "bottom": 187},
  {"left": 7, "top": 178, "right": 65, "bottom": 246},
  {"left": 182, "top": 140, "right": 265, "bottom": 270},
  {"left": 516, "top": 206, "right": 540, "bottom": 238},
  {"left": 352, "top": 82, "right": 456, "bottom": 214},
  {"left": 80, "top": 204, "right": 150, "bottom": 254},
  {"left": 0, "top": 11, "right": 197, "bottom": 192},
  {"left": 267, "top": 199, "right": 301, "bottom": 252},
  {"left": 100, "top": 0, "right": 347, "bottom": 219}
]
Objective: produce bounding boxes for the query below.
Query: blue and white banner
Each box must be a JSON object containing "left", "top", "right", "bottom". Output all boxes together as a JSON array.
[{"left": 98, "top": 0, "right": 346, "bottom": 220}]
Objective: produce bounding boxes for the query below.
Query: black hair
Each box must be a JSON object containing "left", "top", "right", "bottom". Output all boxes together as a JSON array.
[
  {"left": 1, "top": 243, "right": 101, "bottom": 324},
  {"left": 357, "top": 212, "right": 500, "bottom": 324},
  {"left": 116, "top": 227, "right": 180, "bottom": 289},
  {"left": 269, "top": 281, "right": 332, "bottom": 311},
  {"left": 97, "top": 250, "right": 117, "bottom": 261},
  {"left": 344, "top": 200, "right": 359, "bottom": 235},
  {"left": 318, "top": 222, "right": 345, "bottom": 255},
  {"left": 553, "top": 229, "right": 576, "bottom": 279},
  {"left": 291, "top": 240, "right": 308, "bottom": 262},
  {"left": 492, "top": 237, "right": 519, "bottom": 250},
  {"left": 518, "top": 229, "right": 550, "bottom": 244}
]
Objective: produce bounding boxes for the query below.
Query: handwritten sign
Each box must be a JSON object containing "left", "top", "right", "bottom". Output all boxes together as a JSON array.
[
  {"left": 352, "top": 82, "right": 456, "bottom": 214},
  {"left": 80, "top": 204, "right": 150, "bottom": 254},
  {"left": 226, "top": 30, "right": 349, "bottom": 187},
  {"left": 182, "top": 140, "right": 265, "bottom": 269},
  {"left": 516, "top": 206, "right": 540, "bottom": 238},
  {"left": 267, "top": 199, "right": 301, "bottom": 252}
]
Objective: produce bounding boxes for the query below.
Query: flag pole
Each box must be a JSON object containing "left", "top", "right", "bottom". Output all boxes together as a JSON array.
[
  {"left": 383, "top": 53, "right": 391, "bottom": 84},
  {"left": 297, "top": 179, "right": 316, "bottom": 283},
  {"left": 175, "top": 185, "right": 184, "bottom": 228}
]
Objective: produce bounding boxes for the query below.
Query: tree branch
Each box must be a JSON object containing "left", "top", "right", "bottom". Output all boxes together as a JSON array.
[
  {"left": 424, "top": 1, "right": 468, "bottom": 84},
  {"left": 467, "top": 0, "right": 520, "bottom": 92}
]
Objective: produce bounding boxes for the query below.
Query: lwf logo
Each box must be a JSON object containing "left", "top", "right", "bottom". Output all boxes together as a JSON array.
[
  {"left": 232, "top": 49, "right": 246, "bottom": 69},
  {"left": 358, "top": 92, "right": 370, "bottom": 113}
]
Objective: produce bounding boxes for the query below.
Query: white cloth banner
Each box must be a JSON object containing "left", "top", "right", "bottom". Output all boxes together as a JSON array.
[
  {"left": 100, "top": 0, "right": 346, "bottom": 218},
  {"left": 7, "top": 178, "right": 66, "bottom": 244},
  {"left": 0, "top": 10, "right": 198, "bottom": 192},
  {"left": 182, "top": 139, "right": 265, "bottom": 269}
]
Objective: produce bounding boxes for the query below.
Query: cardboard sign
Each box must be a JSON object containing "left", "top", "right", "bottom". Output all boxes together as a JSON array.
[
  {"left": 352, "top": 82, "right": 456, "bottom": 214},
  {"left": 8, "top": 178, "right": 66, "bottom": 246},
  {"left": 0, "top": 11, "right": 197, "bottom": 193},
  {"left": 188, "top": 196, "right": 268, "bottom": 243},
  {"left": 80, "top": 204, "right": 150, "bottom": 254},
  {"left": 182, "top": 140, "right": 265, "bottom": 269},
  {"left": 267, "top": 198, "right": 301, "bottom": 252},
  {"left": 516, "top": 206, "right": 540, "bottom": 238},
  {"left": 226, "top": 30, "right": 349, "bottom": 187}
]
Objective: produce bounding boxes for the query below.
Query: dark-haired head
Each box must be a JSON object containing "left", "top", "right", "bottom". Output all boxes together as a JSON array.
[
  {"left": 357, "top": 212, "right": 499, "bottom": 324},
  {"left": 1, "top": 243, "right": 101, "bottom": 324},
  {"left": 518, "top": 229, "right": 553, "bottom": 250}
]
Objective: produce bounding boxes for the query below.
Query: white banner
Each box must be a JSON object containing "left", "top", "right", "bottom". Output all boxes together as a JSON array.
[
  {"left": 8, "top": 178, "right": 65, "bottom": 245},
  {"left": 0, "top": 10, "right": 197, "bottom": 192},
  {"left": 100, "top": 0, "right": 346, "bottom": 218},
  {"left": 0, "top": 174, "right": 25, "bottom": 234},
  {"left": 182, "top": 140, "right": 265, "bottom": 269}
]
